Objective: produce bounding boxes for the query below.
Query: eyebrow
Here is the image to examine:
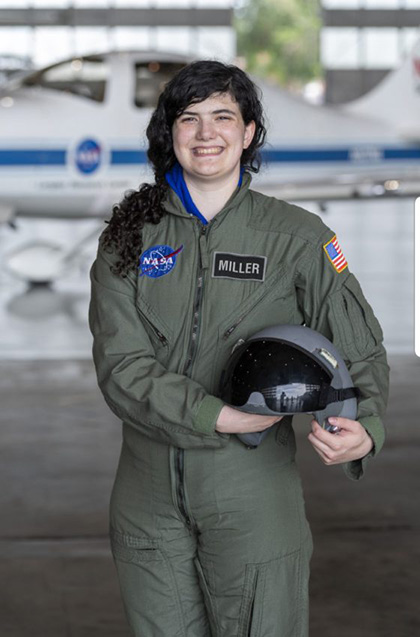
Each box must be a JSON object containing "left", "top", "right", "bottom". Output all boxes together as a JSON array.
[{"left": 179, "top": 108, "right": 237, "bottom": 117}]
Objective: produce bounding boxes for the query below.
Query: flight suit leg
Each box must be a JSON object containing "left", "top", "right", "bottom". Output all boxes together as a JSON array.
[
  {"left": 186, "top": 421, "right": 313, "bottom": 637},
  {"left": 109, "top": 422, "right": 312, "bottom": 637},
  {"left": 110, "top": 527, "right": 211, "bottom": 637},
  {"left": 108, "top": 433, "right": 212, "bottom": 637}
]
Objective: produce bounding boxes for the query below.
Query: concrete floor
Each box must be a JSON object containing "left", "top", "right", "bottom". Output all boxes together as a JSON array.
[{"left": 1, "top": 355, "right": 419, "bottom": 637}]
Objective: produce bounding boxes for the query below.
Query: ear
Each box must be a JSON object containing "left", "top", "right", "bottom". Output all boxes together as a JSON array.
[{"left": 243, "top": 120, "right": 256, "bottom": 149}]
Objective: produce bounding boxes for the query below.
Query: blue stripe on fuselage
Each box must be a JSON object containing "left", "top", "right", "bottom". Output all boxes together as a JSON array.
[
  {"left": 0, "top": 146, "right": 419, "bottom": 167},
  {"left": 262, "top": 148, "right": 420, "bottom": 162},
  {"left": 0, "top": 149, "right": 66, "bottom": 165},
  {"left": 110, "top": 150, "right": 148, "bottom": 164},
  {"left": 262, "top": 149, "right": 349, "bottom": 162}
]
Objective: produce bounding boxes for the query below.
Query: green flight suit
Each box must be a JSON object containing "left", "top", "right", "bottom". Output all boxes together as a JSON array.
[{"left": 89, "top": 173, "right": 389, "bottom": 636}]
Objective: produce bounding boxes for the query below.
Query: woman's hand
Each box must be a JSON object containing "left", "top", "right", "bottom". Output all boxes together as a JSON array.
[
  {"left": 216, "top": 405, "right": 281, "bottom": 435},
  {"left": 308, "top": 417, "right": 373, "bottom": 465}
]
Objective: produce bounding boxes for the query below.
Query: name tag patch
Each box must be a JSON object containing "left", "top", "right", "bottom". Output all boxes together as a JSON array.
[{"left": 212, "top": 252, "right": 267, "bottom": 281}]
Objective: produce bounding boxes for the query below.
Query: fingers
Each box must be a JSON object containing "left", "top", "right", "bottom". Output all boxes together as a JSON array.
[
  {"left": 309, "top": 441, "right": 333, "bottom": 465},
  {"left": 310, "top": 420, "right": 341, "bottom": 450},
  {"left": 326, "top": 417, "right": 359, "bottom": 432},
  {"left": 308, "top": 418, "right": 373, "bottom": 465},
  {"left": 308, "top": 424, "right": 340, "bottom": 465}
]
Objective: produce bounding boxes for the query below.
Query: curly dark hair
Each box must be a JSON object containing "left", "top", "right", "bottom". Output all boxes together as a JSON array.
[{"left": 101, "top": 60, "right": 267, "bottom": 276}]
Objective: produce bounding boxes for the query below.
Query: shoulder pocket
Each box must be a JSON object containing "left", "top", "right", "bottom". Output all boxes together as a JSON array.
[{"left": 329, "top": 274, "right": 383, "bottom": 361}]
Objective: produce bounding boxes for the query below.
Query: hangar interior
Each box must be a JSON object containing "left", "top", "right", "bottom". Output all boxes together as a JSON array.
[{"left": 0, "top": 2, "right": 419, "bottom": 636}]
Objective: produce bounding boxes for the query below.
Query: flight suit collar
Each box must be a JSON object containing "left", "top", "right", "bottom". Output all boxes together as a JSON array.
[{"left": 162, "top": 171, "right": 253, "bottom": 227}]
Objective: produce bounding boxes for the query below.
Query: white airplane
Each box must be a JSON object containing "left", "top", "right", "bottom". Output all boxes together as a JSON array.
[
  {"left": 256, "top": 37, "right": 420, "bottom": 201},
  {"left": 0, "top": 45, "right": 419, "bottom": 282}
]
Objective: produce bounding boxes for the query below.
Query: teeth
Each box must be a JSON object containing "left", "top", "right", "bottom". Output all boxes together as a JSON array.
[{"left": 194, "top": 147, "right": 222, "bottom": 155}]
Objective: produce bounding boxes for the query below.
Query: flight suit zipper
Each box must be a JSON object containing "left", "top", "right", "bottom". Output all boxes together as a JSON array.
[
  {"left": 142, "top": 315, "right": 168, "bottom": 346},
  {"left": 183, "top": 270, "right": 204, "bottom": 376},
  {"left": 136, "top": 302, "right": 169, "bottom": 346},
  {"left": 175, "top": 447, "right": 191, "bottom": 530},
  {"left": 175, "top": 223, "right": 209, "bottom": 532},
  {"left": 153, "top": 328, "right": 167, "bottom": 345}
]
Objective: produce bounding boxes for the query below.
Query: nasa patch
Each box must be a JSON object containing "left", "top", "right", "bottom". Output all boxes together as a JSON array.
[
  {"left": 139, "top": 244, "right": 184, "bottom": 278},
  {"left": 75, "top": 138, "right": 101, "bottom": 174}
]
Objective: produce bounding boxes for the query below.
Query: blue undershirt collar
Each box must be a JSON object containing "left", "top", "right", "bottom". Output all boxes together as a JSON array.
[{"left": 165, "top": 162, "right": 244, "bottom": 226}]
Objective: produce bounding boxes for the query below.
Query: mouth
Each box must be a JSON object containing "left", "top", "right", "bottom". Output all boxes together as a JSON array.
[{"left": 192, "top": 146, "right": 224, "bottom": 156}]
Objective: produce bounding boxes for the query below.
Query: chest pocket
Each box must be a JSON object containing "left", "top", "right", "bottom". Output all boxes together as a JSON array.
[
  {"left": 210, "top": 265, "right": 297, "bottom": 393},
  {"left": 219, "top": 264, "right": 295, "bottom": 341}
]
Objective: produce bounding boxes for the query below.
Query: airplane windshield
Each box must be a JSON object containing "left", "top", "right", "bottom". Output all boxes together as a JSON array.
[
  {"left": 21, "top": 56, "right": 108, "bottom": 103},
  {"left": 134, "top": 61, "right": 186, "bottom": 108}
]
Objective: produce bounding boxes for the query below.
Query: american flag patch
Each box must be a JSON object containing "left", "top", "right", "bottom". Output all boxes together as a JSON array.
[{"left": 323, "top": 235, "right": 348, "bottom": 273}]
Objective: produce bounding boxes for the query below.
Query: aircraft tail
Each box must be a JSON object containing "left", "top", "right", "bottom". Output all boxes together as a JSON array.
[{"left": 344, "top": 37, "right": 420, "bottom": 141}]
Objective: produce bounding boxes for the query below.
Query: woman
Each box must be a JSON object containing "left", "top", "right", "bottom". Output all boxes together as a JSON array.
[{"left": 89, "top": 61, "right": 388, "bottom": 636}]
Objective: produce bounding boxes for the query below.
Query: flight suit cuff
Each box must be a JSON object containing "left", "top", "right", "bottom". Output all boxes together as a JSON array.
[
  {"left": 342, "top": 415, "right": 385, "bottom": 481},
  {"left": 193, "top": 395, "right": 225, "bottom": 435},
  {"left": 358, "top": 414, "right": 385, "bottom": 457}
]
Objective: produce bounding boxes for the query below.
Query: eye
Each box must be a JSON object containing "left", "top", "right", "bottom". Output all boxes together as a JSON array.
[{"left": 180, "top": 116, "right": 196, "bottom": 123}]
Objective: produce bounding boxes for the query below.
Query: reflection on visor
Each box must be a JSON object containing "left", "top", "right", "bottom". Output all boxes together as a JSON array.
[
  {"left": 261, "top": 383, "right": 322, "bottom": 413},
  {"left": 222, "top": 339, "right": 333, "bottom": 413}
]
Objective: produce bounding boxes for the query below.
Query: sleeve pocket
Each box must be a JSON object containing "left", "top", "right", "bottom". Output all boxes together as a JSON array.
[{"left": 328, "top": 274, "right": 384, "bottom": 361}]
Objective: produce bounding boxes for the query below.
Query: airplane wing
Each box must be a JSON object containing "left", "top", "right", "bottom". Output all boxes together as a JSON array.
[{"left": 255, "top": 173, "right": 420, "bottom": 202}]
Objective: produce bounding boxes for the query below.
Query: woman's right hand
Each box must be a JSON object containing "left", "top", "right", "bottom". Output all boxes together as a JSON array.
[{"left": 215, "top": 405, "right": 282, "bottom": 435}]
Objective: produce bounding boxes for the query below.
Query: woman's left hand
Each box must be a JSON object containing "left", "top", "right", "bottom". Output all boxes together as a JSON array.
[{"left": 308, "top": 417, "right": 373, "bottom": 465}]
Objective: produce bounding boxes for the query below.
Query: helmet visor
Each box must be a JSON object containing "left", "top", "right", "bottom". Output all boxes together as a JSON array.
[{"left": 220, "top": 339, "right": 333, "bottom": 414}]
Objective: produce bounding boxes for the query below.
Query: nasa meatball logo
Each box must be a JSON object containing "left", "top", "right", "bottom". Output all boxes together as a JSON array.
[
  {"left": 139, "top": 244, "right": 184, "bottom": 278},
  {"left": 75, "top": 138, "right": 101, "bottom": 174}
]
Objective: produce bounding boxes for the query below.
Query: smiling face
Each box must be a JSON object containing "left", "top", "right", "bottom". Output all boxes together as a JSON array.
[{"left": 171, "top": 92, "right": 256, "bottom": 187}]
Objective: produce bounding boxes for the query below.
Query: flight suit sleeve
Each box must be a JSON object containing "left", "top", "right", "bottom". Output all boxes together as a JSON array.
[
  {"left": 295, "top": 228, "right": 389, "bottom": 480},
  {"left": 88, "top": 242, "right": 227, "bottom": 449}
]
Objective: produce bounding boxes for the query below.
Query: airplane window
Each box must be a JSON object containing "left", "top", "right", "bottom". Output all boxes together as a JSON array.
[
  {"left": 22, "top": 56, "right": 108, "bottom": 103},
  {"left": 134, "top": 61, "right": 187, "bottom": 108}
]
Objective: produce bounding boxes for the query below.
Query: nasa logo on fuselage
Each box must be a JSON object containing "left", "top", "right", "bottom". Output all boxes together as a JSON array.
[
  {"left": 75, "top": 138, "right": 101, "bottom": 174},
  {"left": 139, "top": 244, "right": 184, "bottom": 278}
]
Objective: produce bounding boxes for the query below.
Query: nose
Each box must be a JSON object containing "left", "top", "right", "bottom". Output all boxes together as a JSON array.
[{"left": 196, "top": 118, "right": 216, "bottom": 140}]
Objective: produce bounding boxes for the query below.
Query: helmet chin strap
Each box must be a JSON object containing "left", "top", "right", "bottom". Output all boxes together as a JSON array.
[{"left": 318, "top": 383, "right": 361, "bottom": 409}]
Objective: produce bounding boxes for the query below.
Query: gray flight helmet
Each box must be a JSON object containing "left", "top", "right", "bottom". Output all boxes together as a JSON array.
[{"left": 220, "top": 324, "right": 359, "bottom": 448}]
